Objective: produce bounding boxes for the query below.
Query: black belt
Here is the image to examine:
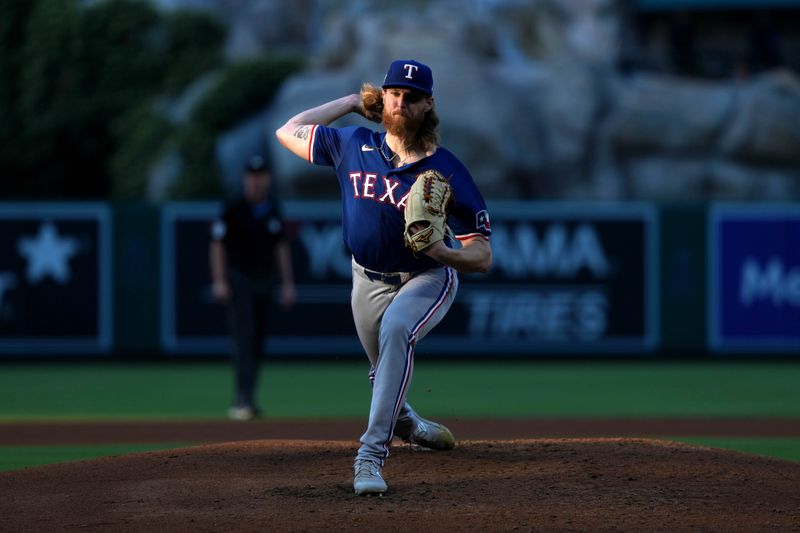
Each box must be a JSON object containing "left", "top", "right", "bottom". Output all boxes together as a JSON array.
[{"left": 363, "top": 268, "right": 412, "bottom": 285}]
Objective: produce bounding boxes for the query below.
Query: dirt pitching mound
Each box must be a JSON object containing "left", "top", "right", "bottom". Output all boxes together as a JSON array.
[{"left": 2, "top": 438, "right": 799, "bottom": 532}]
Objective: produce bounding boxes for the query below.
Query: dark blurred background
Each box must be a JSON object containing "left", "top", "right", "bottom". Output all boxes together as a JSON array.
[
  {"left": 2, "top": 0, "right": 798, "bottom": 203},
  {"left": 1, "top": 0, "right": 799, "bottom": 359}
]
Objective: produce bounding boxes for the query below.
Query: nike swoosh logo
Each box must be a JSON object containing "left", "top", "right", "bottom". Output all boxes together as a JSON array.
[{"left": 361, "top": 144, "right": 375, "bottom": 152}]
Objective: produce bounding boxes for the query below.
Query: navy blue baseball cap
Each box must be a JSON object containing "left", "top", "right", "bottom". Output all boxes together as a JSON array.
[{"left": 382, "top": 59, "right": 433, "bottom": 96}]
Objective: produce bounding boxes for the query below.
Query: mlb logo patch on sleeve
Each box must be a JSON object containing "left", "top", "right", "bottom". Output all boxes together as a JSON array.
[{"left": 476, "top": 210, "right": 491, "bottom": 231}]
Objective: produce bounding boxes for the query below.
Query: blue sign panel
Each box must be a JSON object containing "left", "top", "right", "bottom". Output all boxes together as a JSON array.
[
  {"left": 162, "top": 201, "right": 659, "bottom": 356},
  {"left": 160, "top": 202, "right": 361, "bottom": 355},
  {"left": 450, "top": 202, "right": 660, "bottom": 354},
  {"left": 709, "top": 204, "right": 800, "bottom": 352},
  {"left": 0, "top": 203, "right": 113, "bottom": 354}
]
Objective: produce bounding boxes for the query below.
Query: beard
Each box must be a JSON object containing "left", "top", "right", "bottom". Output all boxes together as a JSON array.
[{"left": 382, "top": 107, "right": 424, "bottom": 140}]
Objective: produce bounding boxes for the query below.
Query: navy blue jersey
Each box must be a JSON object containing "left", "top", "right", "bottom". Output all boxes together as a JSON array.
[{"left": 309, "top": 125, "right": 491, "bottom": 273}]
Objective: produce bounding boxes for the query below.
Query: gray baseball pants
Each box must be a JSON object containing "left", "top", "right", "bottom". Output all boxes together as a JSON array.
[{"left": 350, "top": 257, "right": 458, "bottom": 465}]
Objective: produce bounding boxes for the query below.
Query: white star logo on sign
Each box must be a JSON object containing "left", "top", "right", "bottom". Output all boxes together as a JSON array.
[{"left": 17, "top": 221, "right": 80, "bottom": 284}]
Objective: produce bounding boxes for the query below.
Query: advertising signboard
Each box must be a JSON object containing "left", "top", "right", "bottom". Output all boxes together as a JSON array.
[
  {"left": 0, "top": 203, "right": 112, "bottom": 354},
  {"left": 709, "top": 204, "right": 800, "bottom": 353},
  {"left": 162, "top": 201, "right": 658, "bottom": 356}
]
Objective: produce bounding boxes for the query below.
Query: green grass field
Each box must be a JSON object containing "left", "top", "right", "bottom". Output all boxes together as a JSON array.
[{"left": 1, "top": 360, "right": 799, "bottom": 470}]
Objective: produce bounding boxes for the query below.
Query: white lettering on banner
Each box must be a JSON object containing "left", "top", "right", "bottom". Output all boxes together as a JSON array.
[
  {"left": 489, "top": 223, "right": 610, "bottom": 279},
  {"left": 466, "top": 290, "right": 607, "bottom": 340},
  {"left": 740, "top": 257, "right": 800, "bottom": 306},
  {"left": 299, "top": 225, "right": 351, "bottom": 279}
]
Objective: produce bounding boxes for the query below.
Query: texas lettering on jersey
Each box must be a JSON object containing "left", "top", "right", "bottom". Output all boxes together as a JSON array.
[{"left": 347, "top": 172, "right": 410, "bottom": 210}]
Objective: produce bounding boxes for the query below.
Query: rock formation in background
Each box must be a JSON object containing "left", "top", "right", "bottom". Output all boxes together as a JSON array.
[{"left": 153, "top": 0, "right": 800, "bottom": 201}]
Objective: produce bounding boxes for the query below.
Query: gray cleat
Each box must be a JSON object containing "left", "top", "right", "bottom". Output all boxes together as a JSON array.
[
  {"left": 406, "top": 418, "right": 455, "bottom": 450},
  {"left": 227, "top": 405, "right": 258, "bottom": 421},
  {"left": 396, "top": 413, "right": 455, "bottom": 451},
  {"left": 353, "top": 458, "right": 388, "bottom": 496}
]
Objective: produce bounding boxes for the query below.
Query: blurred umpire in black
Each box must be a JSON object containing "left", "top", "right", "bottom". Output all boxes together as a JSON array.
[{"left": 209, "top": 154, "right": 296, "bottom": 421}]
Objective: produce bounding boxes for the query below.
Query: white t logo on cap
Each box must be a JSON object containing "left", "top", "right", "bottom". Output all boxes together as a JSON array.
[{"left": 403, "top": 64, "right": 418, "bottom": 79}]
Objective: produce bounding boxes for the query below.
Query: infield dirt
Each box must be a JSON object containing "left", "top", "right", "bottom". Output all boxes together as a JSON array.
[{"left": 2, "top": 437, "right": 799, "bottom": 532}]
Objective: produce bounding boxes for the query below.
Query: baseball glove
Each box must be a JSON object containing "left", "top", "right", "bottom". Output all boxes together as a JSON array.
[{"left": 403, "top": 169, "right": 453, "bottom": 253}]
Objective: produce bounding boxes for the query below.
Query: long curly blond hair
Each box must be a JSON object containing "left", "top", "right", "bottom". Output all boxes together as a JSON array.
[{"left": 360, "top": 83, "right": 440, "bottom": 151}]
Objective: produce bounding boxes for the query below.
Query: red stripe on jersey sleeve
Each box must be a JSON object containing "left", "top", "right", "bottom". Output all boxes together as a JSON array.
[
  {"left": 307, "top": 125, "right": 318, "bottom": 163},
  {"left": 456, "top": 233, "right": 489, "bottom": 241}
]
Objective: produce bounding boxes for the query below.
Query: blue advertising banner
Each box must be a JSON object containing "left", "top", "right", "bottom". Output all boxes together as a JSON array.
[
  {"left": 0, "top": 203, "right": 113, "bottom": 354},
  {"left": 161, "top": 201, "right": 659, "bottom": 356},
  {"left": 452, "top": 202, "right": 660, "bottom": 354},
  {"left": 709, "top": 204, "right": 800, "bottom": 353}
]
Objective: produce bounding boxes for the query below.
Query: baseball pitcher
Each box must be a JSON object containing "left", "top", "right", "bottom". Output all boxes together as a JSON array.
[{"left": 275, "top": 59, "right": 492, "bottom": 495}]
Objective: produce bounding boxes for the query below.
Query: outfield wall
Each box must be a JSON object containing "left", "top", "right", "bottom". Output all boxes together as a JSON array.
[{"left": 0, "top": 201, "right": 797, "bottom": 358}]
